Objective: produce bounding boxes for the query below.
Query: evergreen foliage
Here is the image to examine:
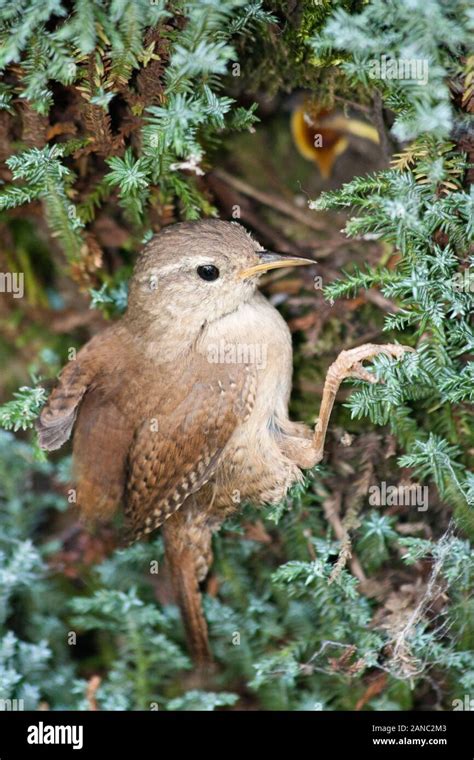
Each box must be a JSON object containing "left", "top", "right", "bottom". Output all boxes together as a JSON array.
[
  {"left": 310, "top": 0, "right": 473, "bottom": 536},
  {"left": 0, "top": 0, "right": 271, "bottom": 270},
  {"left": 0, "top": 0, "right": 472, "bottom": 712}
]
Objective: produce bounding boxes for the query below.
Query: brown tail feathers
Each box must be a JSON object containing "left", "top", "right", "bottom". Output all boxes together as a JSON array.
[{"left": 164, "top": 526, "right": 212, "bottom": 667}]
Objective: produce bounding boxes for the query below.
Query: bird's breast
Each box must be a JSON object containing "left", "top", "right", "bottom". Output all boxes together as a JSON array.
[
  {"left": 198, "top": 291, "right": 293, "bottom": 417},
  {"left": 198, "top": 293, "right": 302, "bottom": 507}
]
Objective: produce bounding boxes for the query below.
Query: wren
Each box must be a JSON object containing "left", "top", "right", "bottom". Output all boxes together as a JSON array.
[{"left": 37, "top": 220, "right": 410, "bottom": 664}]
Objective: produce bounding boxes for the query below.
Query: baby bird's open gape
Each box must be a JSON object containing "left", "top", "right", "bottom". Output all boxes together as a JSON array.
[{"left": 37, "top": 220, "right": 411, "bottom": 666}]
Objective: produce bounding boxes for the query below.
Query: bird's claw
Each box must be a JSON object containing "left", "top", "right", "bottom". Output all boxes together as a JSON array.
[
  {"left": 328, "top": 343, "right": 414, "bottom": 387},
  {"left": 349, "top": 361, "right": 378, "bottom": 383}
]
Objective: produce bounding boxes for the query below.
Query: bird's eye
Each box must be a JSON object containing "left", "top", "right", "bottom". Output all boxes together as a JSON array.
[{"left": 197, "top": 264, "right": 220, "bottom": 281}]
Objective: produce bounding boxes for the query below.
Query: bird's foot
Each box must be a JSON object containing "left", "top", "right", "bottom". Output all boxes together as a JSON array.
[
  {"left": 312, "top": 343, "right": 414, "bottom": 463},
  {"left": 327, "top": 342, "right": 414, "bottom": 389}
]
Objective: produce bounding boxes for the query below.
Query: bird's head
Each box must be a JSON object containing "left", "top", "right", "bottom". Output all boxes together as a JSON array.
[{"left": 126, "top": 220, "right": 314, "bottom": 333}]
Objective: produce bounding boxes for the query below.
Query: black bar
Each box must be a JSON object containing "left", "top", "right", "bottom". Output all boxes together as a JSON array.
[{"left": 0, "top": 710, "right": 472, "bottom": 757}]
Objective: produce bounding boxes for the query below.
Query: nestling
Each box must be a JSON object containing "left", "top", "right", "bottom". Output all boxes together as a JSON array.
[
  {"left": 291, "top": 101, "right": 380, "bottom": 179},
  {"left": 37, "top": 219, "right": 409, "bottom": 664}
]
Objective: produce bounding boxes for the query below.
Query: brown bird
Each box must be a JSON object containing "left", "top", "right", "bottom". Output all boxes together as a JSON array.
[{"left": 37, "top": 220, "right": 409, "bottom": 665}]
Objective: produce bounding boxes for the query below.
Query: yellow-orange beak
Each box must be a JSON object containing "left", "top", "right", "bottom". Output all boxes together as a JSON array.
[{"left": 239, "top": 251, "right": 315, "bottom": 279}]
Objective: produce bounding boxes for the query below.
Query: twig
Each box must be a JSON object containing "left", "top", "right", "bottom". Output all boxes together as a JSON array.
[
  {"left": 388, "top": 528, "right": 453, "bottom": 678},
  {"left": 212, "top": 169, "right": 327, "bottom": 232},
  {"left": 328, "top": 434, "right": 380, "bottom": 585},
  {"left": 86, "top": 675, "right": 101, "bottom": 711},
  {"left": 371, "top": 91, "right": 393, "bottom": 162},
  {"left": 323, "top": 493, "right": 367, "bottom": 584},
  {"left": 333, "top": 95, "right": 371, "bottom": 114},
  {"left": 365, "top": 288, "right": 401, "bottom": 313}
]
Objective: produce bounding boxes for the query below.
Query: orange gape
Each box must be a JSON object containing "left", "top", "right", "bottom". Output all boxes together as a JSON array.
[{"left": 291, "top": 102, "right": 379, "bottom": 178}]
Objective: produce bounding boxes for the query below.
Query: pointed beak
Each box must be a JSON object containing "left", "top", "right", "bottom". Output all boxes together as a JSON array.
[{"left": 238, "top": 251, "right": 315, "bottom": 279}]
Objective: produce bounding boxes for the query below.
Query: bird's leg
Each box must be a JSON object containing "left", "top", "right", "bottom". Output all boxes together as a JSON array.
[{"left": 307, "top": 343, "right": 413, "bottom": 467}]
